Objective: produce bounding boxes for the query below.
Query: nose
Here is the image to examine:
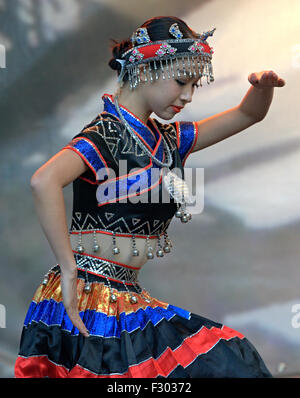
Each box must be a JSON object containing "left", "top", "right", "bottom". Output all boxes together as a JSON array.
[{"left": 179, "top": 86, "right": 193, "bottom": 104}]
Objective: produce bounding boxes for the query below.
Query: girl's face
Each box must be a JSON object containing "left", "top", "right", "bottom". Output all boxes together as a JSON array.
[{"left": 142, "top": 58, "right": 202, "bottom": 120}]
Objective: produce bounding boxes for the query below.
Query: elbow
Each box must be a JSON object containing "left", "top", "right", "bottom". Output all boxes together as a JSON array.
[
  {"left": 30, "top": 175, "right": 42, "bottom": 190},
  {"left": 30, "top": 172, "right": 47, "bottom": 190}
]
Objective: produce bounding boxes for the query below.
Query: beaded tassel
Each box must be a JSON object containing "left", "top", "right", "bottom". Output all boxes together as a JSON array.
[
  {"left": 163, "top": 231, "right": 172, "bottom": 253},
  {"left": 153, "top": 60, "right": 159, "bottom": 80},
  {"left": 182, "top": 56, "right": 187, "bottom": 76},
  {"left": 146, "top": 234, "right": 154, "bottom": 259},
  {"left": 106, "top": 277, "right": 117, "bottom": 303},
  {"left": 143, "top": 64, "right": 147, "bottom": 82},
  {"left": 148, "top": 62, "right": 153, "bottom": 82},
  {"left": 132, "top": 282, "right": 151, "bottom": 303},
  {"left": 122, "top": 281, "right": 138, "bottom": 304},
  {"left": 192, "top": 56, "right": 197, "bottom": 77},
  {"left": 84, "top": 267, "right": 91, "bottom": 293},
  {"left": 187, "top": 55, "right": 192, "bottom": 77},
  {"left": 159, "top": 59, "right": 165, "bottom": 80},
  {"left": 92, "top": 229, "right": 100, "bottom": 253},
  {"left": 176, "top": 57, "right": 180, "bottom": 77},
  {"left": 170, "top": 57, "right": 175, "bottom": 78},
  {"left": 165, "top": 58, "right": 171, "bottom": 79},
  {"left": 112, "top": 231, "right": 120, "bottom": 255},
  {"left": 76, "top": 230, "right": 85, "bottom": 254},
  {"left": 156, "top": 233, "right": 164, "bottom": 257},
  {"left": 131, "top": 234, "right": 139, "bottom": 256}
]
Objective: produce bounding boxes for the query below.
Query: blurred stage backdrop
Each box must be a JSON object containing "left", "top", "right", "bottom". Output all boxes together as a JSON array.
[{"left": 0, "top": 0, "right": 300, "bottom": 378}]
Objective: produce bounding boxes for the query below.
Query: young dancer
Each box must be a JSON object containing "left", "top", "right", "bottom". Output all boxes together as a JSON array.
[{"left": 15, "top": 16, "right": 285, "bottom": 378}]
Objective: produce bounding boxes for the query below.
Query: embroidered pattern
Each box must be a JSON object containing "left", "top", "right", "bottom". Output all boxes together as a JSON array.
[
  {"left": 74, "top": 252, "right": 140, "bottom": 283},
  {"left": 70, "top": 211, "right": 172, "bottom": 236}
]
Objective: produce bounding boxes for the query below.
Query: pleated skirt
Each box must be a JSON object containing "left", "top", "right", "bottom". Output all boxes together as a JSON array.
[{"left": 14, "top": 261, "right": 273, "bottom": 378}]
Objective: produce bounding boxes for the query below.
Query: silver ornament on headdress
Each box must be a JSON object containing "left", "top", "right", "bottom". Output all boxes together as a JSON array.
[{"left": 116, "top": 24, "right": 216, "bottom": 90}]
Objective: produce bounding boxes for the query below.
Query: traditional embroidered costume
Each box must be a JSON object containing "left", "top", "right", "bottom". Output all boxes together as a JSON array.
[{"left": 15, "top": 23, "right": 272, "bottom": 378}]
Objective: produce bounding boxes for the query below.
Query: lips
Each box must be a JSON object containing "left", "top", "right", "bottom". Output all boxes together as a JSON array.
[{"left": 172, "top": 105, "right": 183, "bottom": 113}]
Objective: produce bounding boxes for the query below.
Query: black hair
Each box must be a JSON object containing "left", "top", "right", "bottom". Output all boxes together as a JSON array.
[{"left": 108, "top": 16, "right": 199, "bottom": 85}]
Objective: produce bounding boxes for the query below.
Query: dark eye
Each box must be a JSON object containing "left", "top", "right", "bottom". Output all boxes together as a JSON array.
[{"left": 176, "top": 80, "right": 200, "bottom": 89}]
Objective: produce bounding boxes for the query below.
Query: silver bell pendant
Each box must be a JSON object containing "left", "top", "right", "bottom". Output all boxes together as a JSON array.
[
  {"left": 175, "top": 209, "right": 183, "bottom": 218},
  {"left": 181, "top": 212, "right": 192, "bottom": 223},
  {"left": 92, "top": 243, "right": 100, "bottom": 253},
  {"left": 163, "top": 245, "right": 171, "bottom": 253},
  {"left": 130, "top": 295, "right": 138, "bottom": 304},
  {"left": 76, "top": 244, "right": 85, "bottom": 254},
  {"left": 84, "top": 282, "right": 92, "bottom": 293},
  {"left": 147, "top": 250, "right": 154, "bottom": 259},
  {"left": 110, "top": 293, "right": 117, "bottom": 303},
  {"left": 132, "top": 248, "right": 139, "bottom": 256},
  {"left": 112, "top": 246, "right": 120, "bottom": 255},
  {"left": 156, "top": 249, "right": 164, "bottom": 257}
]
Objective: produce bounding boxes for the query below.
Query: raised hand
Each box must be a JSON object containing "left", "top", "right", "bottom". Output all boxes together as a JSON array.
[{"left": 248, "top": 71, "right": 285, "bottom": 88}]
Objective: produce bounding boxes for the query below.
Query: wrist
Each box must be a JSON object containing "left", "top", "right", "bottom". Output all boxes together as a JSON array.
[{"left": 59, "top": 262, "right": 77, "bottom": 275}]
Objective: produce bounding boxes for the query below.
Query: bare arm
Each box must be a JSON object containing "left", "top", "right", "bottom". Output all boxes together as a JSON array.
[
  {"left": 191, "top": 70, "right": 285, "bottom": 153},
  {"left": 30, "top": 148, "right": 89, "bottom": 267},
  {"left": 30, "top": 148, "right": 89, "bottom": 337},
  {"left": 30, "top": 180, "right": 77, "bottom": 267}
]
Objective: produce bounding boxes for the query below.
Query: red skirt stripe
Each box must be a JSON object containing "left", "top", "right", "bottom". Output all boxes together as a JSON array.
[
  {"left": 15, "top": 355, "right": 69, "bottom": 378},
  {"left": 15, "top": 325, "right": 244, "bottom": 378}
]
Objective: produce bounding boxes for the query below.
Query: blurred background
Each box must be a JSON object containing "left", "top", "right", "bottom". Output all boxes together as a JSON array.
[{"left": 0, "top": 0, "right": 300, "bottom": 378}]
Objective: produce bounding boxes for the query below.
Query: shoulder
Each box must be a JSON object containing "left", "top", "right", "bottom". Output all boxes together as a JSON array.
[
  {"left": 150, "top": 117, "right": 178, "bottom": 148},
  {"left": 74, "top": 112, "right": 122, "bottom": 139},
  {"left": 150, "top": 117, "right": 198, "bottom": 166}
]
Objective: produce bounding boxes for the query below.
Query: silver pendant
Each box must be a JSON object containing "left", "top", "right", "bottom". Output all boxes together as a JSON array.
[{"left": 163, "top": 168, "right": 193, "bottom": 205}]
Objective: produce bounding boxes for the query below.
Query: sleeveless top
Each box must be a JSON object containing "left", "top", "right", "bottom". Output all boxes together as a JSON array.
[{"left": 61, "top": 93, "right": 198, "bottom": 238}]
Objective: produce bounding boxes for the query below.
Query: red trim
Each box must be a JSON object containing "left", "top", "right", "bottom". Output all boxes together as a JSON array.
[
  {"left": 128, "top": 42, "right": 213, "bottom": 61},
  {"left": 69, "top": 230, "right": 160, "bottom": 240},
  {"left": 14, "top": 325, "right": 244, "bottom": 378},
  {"left": 63, "top": 137, "right": 110, "bottom": 183},
  {"left": 174, "top": 121, "right": 180, "bottom": 149},
  {"left": 190, "top": 121, "right": 199, "bottom": 153}
]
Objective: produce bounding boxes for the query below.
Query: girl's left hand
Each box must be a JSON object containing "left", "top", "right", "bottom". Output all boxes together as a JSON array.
[{"left": 248, "top": 71, "right": 286, "bottom": 88}]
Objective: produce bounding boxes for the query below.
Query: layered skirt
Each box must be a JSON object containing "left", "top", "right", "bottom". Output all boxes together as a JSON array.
[{"left": 15, "top": 252, "right": 272, "bottom": 378}]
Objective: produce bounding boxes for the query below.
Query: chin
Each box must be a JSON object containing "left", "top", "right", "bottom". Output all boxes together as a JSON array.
[{"left": 154, "top": 110, "right": 174, "bottom": 121}]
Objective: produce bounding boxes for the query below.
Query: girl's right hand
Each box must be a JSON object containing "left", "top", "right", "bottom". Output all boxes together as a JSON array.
[{"left": 60, "top": 266, "right": 90, "bottom": 338}]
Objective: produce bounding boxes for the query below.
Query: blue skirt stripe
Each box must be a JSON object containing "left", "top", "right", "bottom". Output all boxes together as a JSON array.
[{"left": 24, "top": 300, "right": 191, "bottom": 337}]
